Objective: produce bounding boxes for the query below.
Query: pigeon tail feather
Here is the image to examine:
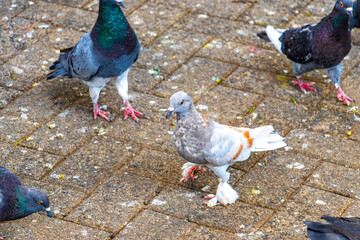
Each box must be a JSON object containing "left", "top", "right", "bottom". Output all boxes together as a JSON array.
[
  {"left": 257, "top": 31, "right": 271, "bottom": 42},
  {"left": 47, "top": 51, "right": 70, "bottom": 80},
  {"left": 266, "top": 25, "right": 283, "bottom": 53},
  {"left": 250, "top": 125, "right": 287, "bottom": 152}
]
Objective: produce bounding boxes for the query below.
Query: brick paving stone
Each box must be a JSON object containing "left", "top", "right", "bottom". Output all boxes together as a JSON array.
[
  {"left": 224, "top": 67, "right": 327, "bottom": 106},
  {"left": 235, "top": 151, "right": 319, "bottom": 209},
  {"left": 123, "top": 147, "right": 244, "bottom": 193},
  {"left": 128, "top": 3, "right": 187, "bottom": 46},
  {"left": 115, "top": 210, "right": 194, "bottom": 240},
  {"left": 0, "top": 113, "right": 40, "bottom": 143},
  {"left": 0, "top": 43, "right": 57, "bottom": 91},
  {"left": 286, "top": 13, "right": 323, "bottom": 29},
  {"left": 84, "top": 0, "right": 147, "bottom": 14},
  {"left": 156, "top": 0, "right": 250, "bottom": 20},
  {"left": 306, "top": 162, "right": 360, "bottom": 200},
  {"left": 135, "top": 27, "right": 211, "bottom": 74},
  {"left": 110, "top": 118, "right": 175, "bottom": 153},
  {"left": 242, "top": 0, "right": 311, "bottom": 27},
  {"left": 184, "top": 226, "right": 239, "bottom": 240},
  {"left": 0, "top": 214, "right": 110, "bottom": 239},
  {"left": 0, "top": 0, "right": 29, "bottom": 26},
  {"left": 0, "top": 142, "right": 62, "bottom": 180},
  {"left": 195, "top": 86, "right": 262, "bottom": 125},
  {"left": 40, "top": 27, "right": 85, "bottom": 50},
  {"left": 2, "top": 79, "right": 84, "bottom": 123},
  {"left": 0, "top": 17, "right": 51, "bottom": 65},
  {"left": 303, "top": 0, "right": 335, "bottom": 17},
  {"left": 260, "top": 186, "right": 352, "bottom": 239},
  {"left": 178, "top": 13, "right": 274, "bottom": 50},
  {"left": 44, "top": 136, "right": 140, "bottom": 193},
  {"left": 44, "top": 0, "right": 90, "bottom": 8},
  {"left": 0, "top": 86, "right": 22, "bottom": 109},
  {"left": 92, "top": 89, "right": 170, "bottom": 123},
  {"left": 19, "top": 1, "right": 97, "bottom": 31},
  {"left": 197, "top": 39, "right": 293, "bottom": 74},
  {"left": 66, "top": 171, "right": 165, "bottom": 232},
  {"left": 21, "top": 177, "right": 87, "bottom": 218},
  {"left": 349, "top": 124, "right": 360, "bottom": 141},
  {"left": 22, "top": 105, "right": 108, "bottom": 156},
  {"left": 286, "top": 129, "right": 360, "bottom": 169},
  {"left": 152, "top": 57, "right": 237, "bottom": 100},
  {"left": 129, "top": 67, "right": 164, "bottom": 93},
  {"left": 149, "top": 184, "right": 273, "bottom": 233},
  {"left": 344, "top": 200, "right": 360, "bottom": 217}
]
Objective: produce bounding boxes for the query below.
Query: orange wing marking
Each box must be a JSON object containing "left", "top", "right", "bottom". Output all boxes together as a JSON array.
[
  {"left": 227, "top": 126, "right": 254, "bottom": 162},
  {"left": 201, "top": 114, "right": 210, "bottom": 128}
]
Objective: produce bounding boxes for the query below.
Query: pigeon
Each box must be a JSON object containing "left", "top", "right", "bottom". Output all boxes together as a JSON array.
[
  {"left": 350, "top": 0, "right": 360, "bottom": 29},
  {"left": 0, "top": 166, "right": 52, "bottom": 239},
  {"left": 257, "top": 0, "right": 355, "bottom": 105},
  {"left": 304, "top": 215, "right": 360, "bottom": 240},
  {"left": 166, "top": 91, "right": 286, "bottom": 207},
  {"left": 47, "top": 0, "right": 142, "bottom": 122}
]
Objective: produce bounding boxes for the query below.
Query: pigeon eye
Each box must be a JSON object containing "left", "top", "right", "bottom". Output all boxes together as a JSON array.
[
  {"left": 38, "top": 201, "right": 43, "bottom": 205},
  {"left": 339, "top": 1, "right": 343, "bottom": 7},
  {"left": 179, "top": 100, "right": 184, "bottom": 105}
]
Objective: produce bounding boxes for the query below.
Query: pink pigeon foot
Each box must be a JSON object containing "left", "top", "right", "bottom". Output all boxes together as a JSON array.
[
  {"left": 94, "top": 103, "right": 110, "bottom": 121},
  {"left": 337, "top": 87, "right": 354, "bottom": 105},
  {"left": 122, "top": 100, "right": 143, "bottom": 122},
  {"left": 293, "top": 78, "right": 317, "bottom": 94},
  {"left": 184, "top": 166, "right": 205, "bottom": 182},
  {"left": 203, "top": 194, "right": 217, "bottom": 207}
]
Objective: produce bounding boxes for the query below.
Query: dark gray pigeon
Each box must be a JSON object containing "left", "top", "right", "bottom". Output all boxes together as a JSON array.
[
  {"left": 47, "top": 0, "right": 142, "bottom": 122},
  {"left": 350, "top": 0, "right": 360, "bottom": 29},
  {"left": 258, "top": 0, "right": 354, "bottom": 105},
  {"left": 166, "top": 92, "right": 286, "bottom": 207},
  {"left": 305, "top": 215, "right": 360, "bottom": 240},
  {"left": 0, "top": 166, "right": 52, "bottom": 238}
]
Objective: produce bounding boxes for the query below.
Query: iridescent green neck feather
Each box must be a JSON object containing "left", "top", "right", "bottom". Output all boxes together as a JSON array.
[{"left": 91, "top": 1, "right": 130, "bottom": 51}]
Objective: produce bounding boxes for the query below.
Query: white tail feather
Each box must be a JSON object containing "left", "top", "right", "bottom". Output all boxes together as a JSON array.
[
  {"left": 250, "top": 125, "right": 286, "bottom": 152},
  {"left": 266, "top": 25, "right": 283, "bottom": 53}
]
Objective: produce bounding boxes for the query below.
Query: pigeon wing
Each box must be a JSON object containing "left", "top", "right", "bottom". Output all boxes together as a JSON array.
[
  {"left": 280, "top": 24, "right": 314, "bottom": 64},
  {"left": 323, "top": 215, "right": 360, "bottom": 240},
  {"left": 68, "top": 33, "right": 100, "bottom": 81}
]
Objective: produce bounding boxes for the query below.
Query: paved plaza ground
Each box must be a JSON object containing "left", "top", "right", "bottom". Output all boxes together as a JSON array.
[{"left": 1, "top": 0, "right": 360, "bottom": 239}]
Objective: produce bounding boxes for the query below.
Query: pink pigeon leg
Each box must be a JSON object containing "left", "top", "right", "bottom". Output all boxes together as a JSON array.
[
  {"left": 93, "top": 103, "right": 110, "bottom": 121},
  {"left": 292, "top": 77, "right": 317, "bottom": 94},
  {"left": 122, "top": 99, "right": 143, "bottom": 122},
  {"left": 336, "top": 85, "right": 354, "bottom": 105},
  {"left": 184, "top": 166, "right": 205, "bottom": 182}
]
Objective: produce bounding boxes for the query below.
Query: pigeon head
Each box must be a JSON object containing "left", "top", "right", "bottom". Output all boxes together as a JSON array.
[
  {"left": 334, "top": 0, "right": 353, "bottom": 15},
  {"left": 102, "top": 0, "right": 125, "bottom": 8},
  {"left": 166, "top": 91, "right": 193, "bottom": 119},
  {"left": 23, "top": 187, "right": 52, "bottom": 218}
]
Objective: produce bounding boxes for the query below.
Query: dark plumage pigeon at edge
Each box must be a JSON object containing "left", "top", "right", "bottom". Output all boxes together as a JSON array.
[
  {"left": 47, "top": 0, "right": 142, "bottom": 122},
  {"left": 350, "top": 0, "right": 360, "bottom": 29},
  {"left": 0, "top": 166, "right": 52, "bottom": 239},
  {"left": 304, "top": 215, "right": 360, "bottom": 240},
  {"left": 257, "top": 0, "right": 355, "bottom": 105}
]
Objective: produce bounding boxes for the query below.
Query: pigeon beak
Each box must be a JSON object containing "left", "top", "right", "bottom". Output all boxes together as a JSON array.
[
  {"left": 166, "top": 107, "right": 174, "bottom": 119},
  {"left": 45, "top": 207, "right": 53, "bottom": 218},
  {"left": 116, "top": 0, "right": 126, "bottom": 8},
  {"left": 346, "top": 7, "right": 353, "bottom": 16}
]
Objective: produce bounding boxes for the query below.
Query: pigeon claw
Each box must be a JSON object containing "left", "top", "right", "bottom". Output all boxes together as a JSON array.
[
  {"left": 183, "top": 166, "right": 204, "bottom": 182},
  {"left": 292, "top": 79, "right": 317, "bottom": 94},
  {"left": 203, "top": 194, "right": 217, "bottom": 207},
  {"left": 337, "top": 87, "right": 354, "bottom": 105},
  {"left": 94, "top": 103, "right": 111, "bottom": 121},
  {"left": 123, "top": 100, "right": 143, "bottom": 123}
]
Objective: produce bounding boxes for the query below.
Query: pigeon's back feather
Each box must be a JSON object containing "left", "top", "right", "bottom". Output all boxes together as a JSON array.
[
  {"left": 305, "top": 216, "right": 360, "bottom": 240},
  {"left": 0, "top": 166, "right": 21, "bottom": 221},
  {"left": 280, "top": 24, "right": 314, "bottom": 64}
]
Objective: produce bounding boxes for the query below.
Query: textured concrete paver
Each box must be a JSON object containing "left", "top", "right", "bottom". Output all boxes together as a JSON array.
[
  {"left": 114, "top": 210, "right": 194, "bottom": 239},
  {"left": 1, "top": 0, "right": 360, "bottom": 239}
]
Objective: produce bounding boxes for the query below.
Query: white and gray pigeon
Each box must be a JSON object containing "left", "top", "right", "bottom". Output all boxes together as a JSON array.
[
  {"left": 0, "top": 166, "right": 52, "bottom": 239},
  {"left": 166, "top": 91, "right": 287, "bottom": 207},
  {"left": 257, "top": 0, "right": 354, "bottom": 105},
  {"left": 47, "top": 0, "right": 142, "bottom": 122}
]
